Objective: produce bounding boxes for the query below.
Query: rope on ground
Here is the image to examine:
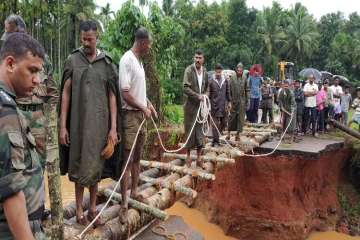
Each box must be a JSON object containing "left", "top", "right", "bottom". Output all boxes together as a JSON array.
[
  {"left": 209, "top": 109, "right": 295, "bottom": 157},
  {"left": 152, "top": 94, "right": 294, "bottom": 158},
  {"left": 152, "top": 224, "right": 188, "bottom": 240},
  {"left": 77, "top": 119, "right": 146, "bottom": 239}
]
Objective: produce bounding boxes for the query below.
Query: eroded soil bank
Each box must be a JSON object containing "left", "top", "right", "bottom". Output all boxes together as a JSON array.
[{"left": 194, "top": 147, "right": 351, "bottom": 240}]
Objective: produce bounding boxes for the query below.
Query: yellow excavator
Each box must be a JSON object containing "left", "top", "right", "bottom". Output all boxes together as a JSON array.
[{"left": 277, "top": 61, "right": 295, "bottom": 82}]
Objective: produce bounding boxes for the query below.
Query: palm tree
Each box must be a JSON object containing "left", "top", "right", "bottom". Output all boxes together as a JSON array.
[
  {"left": 282, "top": 3, "right": 319, "bottom": 68},
  {"left": 257, "top": 2, "right": 286, "bottom": 75},
  {"left": 63, "top": 0, "right": 96, "bottom": 50},
  {"left": 99, "top": 3, "right": 115, "bottom": 29},
  {"left": 163, "top": 0, "right": 174, "bottom": 16}
]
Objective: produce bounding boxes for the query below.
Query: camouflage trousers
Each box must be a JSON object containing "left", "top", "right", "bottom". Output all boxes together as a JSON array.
[
  {"left": 29, "top": 110, "right": 47, "bottom": 170},
  {"left": 0, "top": 219, "right": 46, "bottom": 240},
  {"left": 30, "top": 219, "right": 47, "bottom": 240}
]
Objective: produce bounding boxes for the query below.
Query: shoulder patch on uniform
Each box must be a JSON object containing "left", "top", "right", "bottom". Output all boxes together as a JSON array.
[
  {"left": 72, "top": 48, "right": 81, "bottom": 54},
  {"left": 0, "top": 90, "right": 16, "bottom": 108},
  {"left": 104, "top": 53, "right": 113, "bottom": 64}
]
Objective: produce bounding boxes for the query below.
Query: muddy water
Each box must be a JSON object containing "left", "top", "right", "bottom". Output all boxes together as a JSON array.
[
  {"left": 307, "top": 232, "right": 360, "bottom": 240},
  {"left": 166, "top": 202, "right": 237, "bottom": 240},
  {"left": 44, "top": 174, "right": 113, "bottom": 207},
  {"left": 47, "top": 177, "right": 359, "bottom": 240}
]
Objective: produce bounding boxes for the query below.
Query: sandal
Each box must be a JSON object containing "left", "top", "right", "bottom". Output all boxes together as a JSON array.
[
  {"left": 76, "top": 214, "right": 89, "bottom": 226},
  {"left": 87, "top": 211, "right": 105, "bottom": 227}
]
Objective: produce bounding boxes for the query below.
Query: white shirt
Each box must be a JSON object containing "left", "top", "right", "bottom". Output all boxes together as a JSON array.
[
  {"left": 330, "top": 85, "right": 343, "bottom": 104},
  {"left": 213, "top": 74, "right": 226, "bottom": 88},
  {"left": 303, "top": 83, "right": 318, "bottom": 108},
  {"left": 196, "top": 66, "right": 203, "bottom": 93},
  {"left": 119, "top": 50, "right": 147, "bottom": 110},
  {"left": 330, "top": 85, "right": 343, "bottom": 96}
]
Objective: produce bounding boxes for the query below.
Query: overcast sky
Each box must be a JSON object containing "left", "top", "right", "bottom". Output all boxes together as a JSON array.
[{"left": 96, "top": 0, "right": 359, "bottom": 19}]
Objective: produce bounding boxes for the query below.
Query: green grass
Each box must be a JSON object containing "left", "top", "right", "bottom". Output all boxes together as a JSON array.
[
  {"left": 338, "top": 189, "right": 360, "bottom": 219},
  {"left": 163, "top": 104, "right": 184, "bottom": 124}
]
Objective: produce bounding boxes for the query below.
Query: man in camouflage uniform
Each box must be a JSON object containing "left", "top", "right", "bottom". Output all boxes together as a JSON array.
[
  {"left": 1, "top": 14, "right": 58, "bottom": 169},
  {"left": 0, "top": 33, "right": 46, "bottom": 239}
]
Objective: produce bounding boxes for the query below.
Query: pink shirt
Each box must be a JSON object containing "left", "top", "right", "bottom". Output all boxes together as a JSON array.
[{"left": 316, "top": 89, "right": 326, "bottom": 110}]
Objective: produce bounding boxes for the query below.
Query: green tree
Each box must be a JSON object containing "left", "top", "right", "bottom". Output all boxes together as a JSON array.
[
  {"left": 282, "top": 3, "right": 319, "bottom": 68},
  {"left": 225, "top": 0, "right": 259, "bottom": 68},
  {"left": 98, "top": 3, "right": 115, "bottom": 29},
  {"left": 314, "top": 12, "right": 345, "bottom": 69},
  {"left": 256, "top": 2, "right": 286, "bottom": 76},
  {"left": 163, "top": 0, "right": 175, "bottom": 16}
]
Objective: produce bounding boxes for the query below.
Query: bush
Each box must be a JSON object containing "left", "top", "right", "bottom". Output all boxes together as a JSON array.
[{"left": 163, "top": 104, "right": 184, "bottom": 124}]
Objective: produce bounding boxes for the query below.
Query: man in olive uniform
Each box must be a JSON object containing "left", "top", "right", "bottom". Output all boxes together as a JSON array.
[
  {"left": 278, "top": 80, "right": 297, "bottom": 143},
  {"left": 1, "top": 14, "right": 58, "bottom": 168},
  {"left": 0, "top": 33, "right": 46, "bottom": 239},
  {"left": 260, "top": 79, "right": 274, "bottom": 124},
  {"left": 183, "top": 49, "right": 209, "bottom": 168},
  {"left": 59, "top": 20, "right": 120, "bottom": 226},
  {"left": 227, "top": 63, "right": 248, "bottom": 141}
]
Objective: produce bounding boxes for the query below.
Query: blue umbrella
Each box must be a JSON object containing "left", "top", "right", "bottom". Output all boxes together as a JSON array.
[{"left": 299, "top": 68, "right": 322, "bottom": 82}]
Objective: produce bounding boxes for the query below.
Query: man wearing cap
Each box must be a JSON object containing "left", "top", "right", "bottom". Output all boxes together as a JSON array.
[{"left": 227, "top": 63, "right": 248, "bottom": 141}]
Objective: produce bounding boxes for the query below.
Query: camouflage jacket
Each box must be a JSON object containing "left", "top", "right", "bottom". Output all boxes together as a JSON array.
[
  {"left": 16, "top": 54, "right": 58, "bottom": 105},
  {"left": 0, "top": 82, "right": 45, "bottom": 236}
]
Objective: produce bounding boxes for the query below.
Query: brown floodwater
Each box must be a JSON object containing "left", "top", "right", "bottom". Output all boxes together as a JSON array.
[
  {"left": 46, "top": 176, "right": 360, "bottom": 240},
  {"left": 44, "top": 174, "right": 113, "bottom": 207},
  {"left": 307, "top": 232, "right": 360, "bottom": 240},
  {"left": 166, "top": 202, "right": 237, "bottom": 240}
]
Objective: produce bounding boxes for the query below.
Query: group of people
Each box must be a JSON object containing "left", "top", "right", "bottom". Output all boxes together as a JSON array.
[
  {"left": 0, "top": 15, "right": 160, "bottom": 238},
  {"left": 198, "top": 63, "right": 360, "bottom": 146},
  {"left": 0, "top": 15, "right": 246, "bottom": 239}
]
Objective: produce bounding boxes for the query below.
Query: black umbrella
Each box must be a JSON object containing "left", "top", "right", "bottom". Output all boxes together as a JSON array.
[
  {"left": 333, "top": 75, "right": 352, "bottom": 86},
  {"left": 333, "top": 75, "right": 349, "bottom": 82},
  {"left": 320, "top": 71, "right": 333, "bottom": 80},
  {"left": 299, "top": 68, "right": 322, "bottom": 82}
]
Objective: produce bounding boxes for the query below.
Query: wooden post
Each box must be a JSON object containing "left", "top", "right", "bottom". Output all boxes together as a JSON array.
[
  {"left": 46, "top": 146, "right": 64, "bottom": 239},
  {"left": 162, "top": 153, "right": 235, "bottom": 164},
  {"left": 140, "top": 160, "right": 216, "bottom": 180},
  {"left": 101, "top": 189, "right": 169, "bottom": 221}
]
